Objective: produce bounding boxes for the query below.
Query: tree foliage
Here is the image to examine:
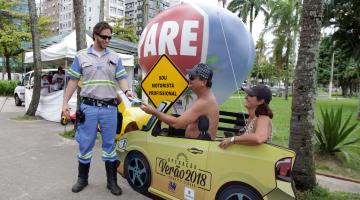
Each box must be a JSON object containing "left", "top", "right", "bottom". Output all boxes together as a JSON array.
[
  {"left": 227, "top": 0, "right": 268, "bottom": 33},
  {"left": 323, "top": 0, "right": 360, "bottom": 61},
  {"left": 0, "top": 0, "right": 31, "bottom": 79},
  {"left": 317, "top": 37, "right": 360, "bottom": 96},
  {"left": 110, "top": 18, "right": 138, "bottom": 43},
  {"left": 265, "top": 0, "right": 300, "bottom": 99}
]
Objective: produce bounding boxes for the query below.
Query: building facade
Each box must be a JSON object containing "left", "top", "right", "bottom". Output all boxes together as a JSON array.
[
  {"left": 39, "top": 0, "right": 60, "bottom": 35},
  {"left": 125, "top": 0, "right": 170, "bottom": 36}
]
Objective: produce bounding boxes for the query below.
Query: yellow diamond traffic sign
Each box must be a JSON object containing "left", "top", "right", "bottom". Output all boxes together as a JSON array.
[{"left": 141, "top": 54, "right": 188, "bottom": 107}]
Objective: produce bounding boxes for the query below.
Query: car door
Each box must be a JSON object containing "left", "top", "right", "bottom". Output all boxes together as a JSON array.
[{"left": 148, "top": 133, "right": 211, "bottom": 200}]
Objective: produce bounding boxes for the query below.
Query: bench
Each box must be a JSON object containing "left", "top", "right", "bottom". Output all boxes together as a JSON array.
[
  {"left": 151, "top": 111, "right": 249, "bottom": 139},
  {"left": 218, "top": 111, "right": 248, "bottom": 137}
]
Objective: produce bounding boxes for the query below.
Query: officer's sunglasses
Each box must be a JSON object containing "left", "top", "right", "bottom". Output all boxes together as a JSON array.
[{"left": 98, "top": 34, "right": 112, "bottom": 41}]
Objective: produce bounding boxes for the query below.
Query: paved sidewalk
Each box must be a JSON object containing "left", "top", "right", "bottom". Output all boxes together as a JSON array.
[
  {"left": 317, "top": 174, "right": 360, "bottom": 194},
  {"left": 0, "top": 110, "right": 150, "bottom": 200},
  {"left": 0, "top": 96, "right": 25, "bottom": 113}
]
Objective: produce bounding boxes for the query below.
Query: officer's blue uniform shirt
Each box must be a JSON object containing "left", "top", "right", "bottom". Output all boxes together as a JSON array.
[{"left": 66, "top": 46, "right": 128, "bottom": 100}]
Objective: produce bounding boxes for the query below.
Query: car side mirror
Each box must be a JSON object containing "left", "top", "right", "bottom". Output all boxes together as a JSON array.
[
  {"left": 197, "top": 115, "right": 211, "bottom": 141},
  {"left": 198, "top": 115, "right": 209, "bottom": 133}
]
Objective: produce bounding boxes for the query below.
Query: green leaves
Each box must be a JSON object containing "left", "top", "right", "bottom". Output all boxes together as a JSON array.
[
  {"left": 110, "top": 17, "right": 138, "bottom": 43},
  {"left": 315, "top": 106, "right": 360, "bottom": 160}
]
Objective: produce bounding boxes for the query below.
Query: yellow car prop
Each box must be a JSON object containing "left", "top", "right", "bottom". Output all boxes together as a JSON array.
[
  {"left": 115, "top": 98, "right": 151, "bottom": 139},
  {"left": 60, "top": 92, "right": 151, "bottom": 138},
  {"left": 117, "top": 101, "right": 296, "bottom": 200}
]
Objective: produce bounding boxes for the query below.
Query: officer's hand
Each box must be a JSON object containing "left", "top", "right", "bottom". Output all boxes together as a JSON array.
[
  {"left": 140, "top": 103, "right": 156, "bottom": 115},
  {"left": 125, "top": 90, "right": 136, "bottom": 98},
  {"left": 62, "top": 103, "right": 70, "bottom": 119}
]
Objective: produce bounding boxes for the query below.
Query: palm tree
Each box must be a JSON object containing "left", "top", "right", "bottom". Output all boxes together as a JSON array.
[
  {"left": 254, "top": 37, "right": 267, "bottom": 81},
  {"left": 99, "top": 0, "right": 104, "bottom": 21},
  {"left": 265, "top": 0, "right": 300, "bottom": 100},
  {"left": 227, "top": 0, "right": 268, "bottom": 33},
  {"left": 289, "top": 0, "right": 324, "bottom": 191},
  {"left": 73, "top": 0, "right": 87, "bottom": 115},
  {"left": 227, "top": 0, "right": 268, "bottom": 85},
  {"left": 25, "top": 0, "right": 42, "bottom": 116}
]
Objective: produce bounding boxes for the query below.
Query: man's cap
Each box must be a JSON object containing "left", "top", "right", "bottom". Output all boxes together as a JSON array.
[
  {"left": 242, "top": 85, "right": 272, "bottom": 104},
  {"left": 186, "top": 63, "right": 213, "bottom": 81}
]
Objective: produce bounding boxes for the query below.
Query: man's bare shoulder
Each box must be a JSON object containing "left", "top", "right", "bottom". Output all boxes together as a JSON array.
[{"left": 190, "top": 95, "right": 218, "bottom": 112}]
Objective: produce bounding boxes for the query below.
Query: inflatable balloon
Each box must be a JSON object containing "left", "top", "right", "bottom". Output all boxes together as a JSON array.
[{"left": 138, "top": 0, "right": 255, "bottom": 104}]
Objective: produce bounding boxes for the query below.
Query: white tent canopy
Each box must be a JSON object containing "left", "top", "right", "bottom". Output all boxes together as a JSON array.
[{"left": 25, "top": 31, "right": 134, "bottom": 66}]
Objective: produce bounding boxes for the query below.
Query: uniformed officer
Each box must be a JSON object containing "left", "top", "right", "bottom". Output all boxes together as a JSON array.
[{"left": 62, "top": 21, "right": 135, "bottom": 196}]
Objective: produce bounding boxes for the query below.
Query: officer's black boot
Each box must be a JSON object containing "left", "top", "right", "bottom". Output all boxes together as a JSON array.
[
  {"left": 71, "top": 162, "right": 90, "bottom": 193},
  {"left": 105, "top": 161, "right": 122, "bottom": 196}
]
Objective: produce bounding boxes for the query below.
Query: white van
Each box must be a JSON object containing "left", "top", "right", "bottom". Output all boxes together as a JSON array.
[
  {"left": 14, "top": 68, "right": 75, "bottom": 123},
  {"left": 14, "top": 69, "right": 60, "bottom": 106}
]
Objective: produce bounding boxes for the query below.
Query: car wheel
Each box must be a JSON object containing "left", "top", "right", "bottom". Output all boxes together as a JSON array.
[
  {"left": 217, "top": 185, "right": 261, "bottom": 200},
  {"left": 15, "top": 95, "right": 22, "bottom": 106},
  {"left": 124, "top": 152, "right": 151, "bottom": 193}
]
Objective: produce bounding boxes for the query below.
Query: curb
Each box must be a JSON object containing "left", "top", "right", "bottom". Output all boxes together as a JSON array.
[{"left": 316, "top": 172, "right": 360, "bottom": 184}]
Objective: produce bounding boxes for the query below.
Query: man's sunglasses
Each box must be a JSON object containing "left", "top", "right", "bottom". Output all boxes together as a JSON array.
[{"left": 98, "top": 34, "right": 112, "bottom": 40}]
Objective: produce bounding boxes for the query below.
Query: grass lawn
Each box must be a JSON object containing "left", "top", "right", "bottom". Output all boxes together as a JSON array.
[
  {"left": 220, "top": 94, "right": 360, "bottom": 179},
  {"left": 11, "top": 115, "right": 44, "bottom": 121},
  {"left": 297, "top": 186, "right": 360, "bottom": 200}
]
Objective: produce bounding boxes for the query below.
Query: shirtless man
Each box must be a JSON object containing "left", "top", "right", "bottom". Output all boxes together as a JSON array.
[{"left": 140, "top": 63, "right": 219, "bottom": 140}]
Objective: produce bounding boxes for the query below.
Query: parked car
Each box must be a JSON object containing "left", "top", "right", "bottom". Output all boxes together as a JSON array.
[
  {"left": 117, "top": 101, "right": 296, "bottom": 200},
  {"left": 271, "top": 85, "right": 286, "bottom": 97},
  {"left": 14, "top": 69, "right": 59, "bottom": 106}
]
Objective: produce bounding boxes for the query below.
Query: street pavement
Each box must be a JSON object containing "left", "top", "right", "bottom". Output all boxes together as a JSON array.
[
  {"left": 0, "top": 97, "right": 151, "bottom": 200},
  {"left": 0, "top": 96, "right": 359, "bottom": 200},
  {"left": 316, "top": 175, "right": 360, "bottom": 194}
]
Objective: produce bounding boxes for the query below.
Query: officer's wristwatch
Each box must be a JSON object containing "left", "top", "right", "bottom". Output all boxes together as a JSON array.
[
  {"left": 230, "top": 136, "right": 235, "bottom": 144},
  {"left": 124, "top": 89, "right": 131, "bottom": 95}
]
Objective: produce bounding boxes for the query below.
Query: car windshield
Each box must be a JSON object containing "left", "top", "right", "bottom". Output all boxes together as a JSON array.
[{"left": 142, "top": 102, "right": 168, "bottom": 131}]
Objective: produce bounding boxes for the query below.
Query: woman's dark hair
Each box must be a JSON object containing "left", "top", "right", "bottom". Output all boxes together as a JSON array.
[
  {"left": 255, "top": 102, "right": 273, "bottom": 119},
  {"left": 92, "top": 21, "right": 113, "bottom": 41}
]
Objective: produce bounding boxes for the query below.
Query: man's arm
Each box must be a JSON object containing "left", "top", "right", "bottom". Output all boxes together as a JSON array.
[
  {"left": 115, "top": 57, "right": 135, "bottom": 98},
  {"left": 62, "top": 80, "right": 78, "bottom": 118},
  {"left": 141, "top": 100, "right": 204, "bottom": 129},
  {"left": 117, "top": 79, "right": 135, "bottom": 98}
]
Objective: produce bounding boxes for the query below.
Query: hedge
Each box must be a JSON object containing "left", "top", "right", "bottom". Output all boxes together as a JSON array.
[{"left": 0, "top": 80, "right": 19, "bottom": 96}]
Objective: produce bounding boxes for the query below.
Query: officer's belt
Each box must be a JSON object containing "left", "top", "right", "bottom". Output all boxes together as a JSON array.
[{"left": 81, "top": 97, "right": 118, "bottom": 107}]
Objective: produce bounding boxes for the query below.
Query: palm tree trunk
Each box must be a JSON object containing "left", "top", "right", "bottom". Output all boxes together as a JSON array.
[
  {"left": 73, "top": 0, "right": 87, "bottom": 124},
  {"left": 4, "top": 53, "right": 11, "bottom": 80},
  {"left": 289, "top": 0, "right": 324, "bottom": 191},
  {"left": 249, "top": 3, "right": 254, "bottom": 34},
  {"left": 248, "top": 3, "right": 254, "bottom": 85},
  {"left": 99, "top": 0, "right": 104, "bottom": 21},
  {"left": 284, "top": 32, "right": 292, "bottom": 100},
  {"left": 25, "top": 0, "right": 42, "bottom": 116}
]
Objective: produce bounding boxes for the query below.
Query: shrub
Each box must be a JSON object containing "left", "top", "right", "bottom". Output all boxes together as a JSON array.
[
  {"left": 0, "top": 80, "right": 19, "bottom": 96},
  {"left": 134, "top": 84, "right": 142, "bottom": 99},
  {"left": 315, "top": 106, "right": 360, "bottom": 160}
]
